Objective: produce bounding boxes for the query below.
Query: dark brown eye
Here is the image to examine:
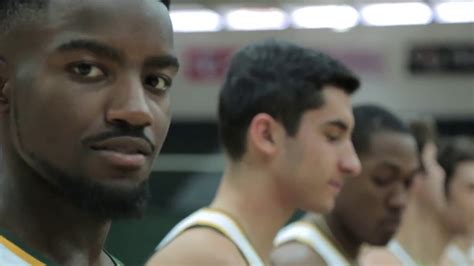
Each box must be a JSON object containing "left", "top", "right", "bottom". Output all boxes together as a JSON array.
[
  {"left": 144, "top": 74, "right": 171, "bottom": 92},
  {"left": 71, "top": 63, "right": 104, "bottom": 78}
]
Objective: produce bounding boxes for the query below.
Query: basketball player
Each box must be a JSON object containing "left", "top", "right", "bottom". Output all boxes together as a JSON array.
[
  {"left": 272, "top": 104, "right": 419, "bottom": 266},
  {"left": 0, "top": 0, "right": 178, "bottom": 265},
  {"left": 147, "top": 39, "right": 362, "bottom": 265},
  {"left": 439, "top": 137, "right": 474, "bottom": 266},
  {"left": 360, "top": 120, "right": 451, "bottom": 266}
]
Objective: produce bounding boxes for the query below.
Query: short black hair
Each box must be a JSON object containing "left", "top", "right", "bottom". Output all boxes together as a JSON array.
[
  {"left": 438, "top": 136, "right": 474, "bottom": 197},
  {"left": 0, "top": 0, "right": 171, "bottom": 33},
  {"left": 218, "top": 39, "right": 360, "bottom": 160},
  {"left": 352, "top": 104, "right": 410, "bottom": 156}
]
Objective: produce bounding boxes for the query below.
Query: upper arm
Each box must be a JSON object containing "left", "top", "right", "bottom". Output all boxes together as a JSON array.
[
  {"left": 147, "top": 227, "right": 247, "bottom": 266},
  {"left": 271, "top": 241, "right": 327, "bottom": 266}
]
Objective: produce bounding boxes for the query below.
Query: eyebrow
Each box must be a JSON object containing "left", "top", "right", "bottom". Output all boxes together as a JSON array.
[
  {"left": 374, "top": 161, "right": 401, "bottom": 175},
  {"left": 144, "top": 55, "right": 180, "bottom": 70},
  {"left": 375, "top": 161, "right": 421, "bottom": 178},
  {"left": 56, "top": 39, "right": 125, "bottom": 63},
  {"left": 55, "top": 40, "right": 180, "bottom": 70},
  {"left": 326, "top": 120, "right": 349, "bottom": 131}
]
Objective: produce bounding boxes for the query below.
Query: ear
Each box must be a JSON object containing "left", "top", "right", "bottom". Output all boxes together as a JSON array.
[
  {"left": 247, "top": 113, "right": 284, "bottom": 157},
  {"left": 0, "top": 57, "right": 10, "bottom": 114},
  {"left": 409, "top": 173, "right": 423, "bottom": 194}
]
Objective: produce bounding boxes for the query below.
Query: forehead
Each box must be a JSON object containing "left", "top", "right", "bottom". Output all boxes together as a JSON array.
[
  {"left": 49, "top": 0, "right": 168, "bottom": 27},
  {"left": 30, "top": 0, "right": 173, "bottom": 53},
  {"left": 362, "top": 131, "right": 419, "bottom": 170},
  {"left": 306, "top": 86, "right": 354, "bottom": 126}
]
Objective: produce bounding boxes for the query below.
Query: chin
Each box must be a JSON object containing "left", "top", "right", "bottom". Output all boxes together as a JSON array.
[{"left": 308, "top": 200, "right": 334, "bottom": 214}]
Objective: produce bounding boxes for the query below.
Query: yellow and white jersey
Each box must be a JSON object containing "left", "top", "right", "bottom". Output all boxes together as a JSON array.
[
  {"left": 0, "top": 228, "right": 123, "bottom": 266},
  {"left": 274, "top": 221, "right": 351, "bottom": 266},
  {"left": 156, "top": 208, "right": 264, "bottom": 266},
  {"left": 0, "top": 234, "right": 47, "bottom": 266}
]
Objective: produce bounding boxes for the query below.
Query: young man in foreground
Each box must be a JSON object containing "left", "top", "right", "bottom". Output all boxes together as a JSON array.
[{"left": 0, "top": 0, "right": 178, "bottom": 265}]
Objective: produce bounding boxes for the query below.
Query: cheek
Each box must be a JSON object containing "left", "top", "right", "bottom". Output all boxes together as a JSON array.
[{"left": 150, "top": 103, "right": 171, "bottom": 147}]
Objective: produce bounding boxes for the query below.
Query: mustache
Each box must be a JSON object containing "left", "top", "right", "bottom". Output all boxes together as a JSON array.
[{"left": 82, "top": 129, "right": 156, "bottom": 152}]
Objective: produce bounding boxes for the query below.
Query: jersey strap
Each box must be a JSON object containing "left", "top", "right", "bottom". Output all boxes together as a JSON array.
[
  {"left": 157, "top": 208, "right": 264, "bottom": 266},
  {"left": 388, "top": 240, "right": 419, "bottom": 266},
  {"left": 274, "top": 221, "right": 350, "bottom": 266},
  {"left": 0, "top": 235, "right": 46, "bottom": 266}
]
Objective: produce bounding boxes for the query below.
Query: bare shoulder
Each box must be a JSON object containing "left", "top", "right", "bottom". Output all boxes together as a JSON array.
[
  {"left": 358, "top": 246, "right": 401, "bottom": 266},
  {"left": 147, "top": 227, "right": 246, "bottom": 266},
  {"left": 271, "top": 241, "right": 327, "bottom": 266}
]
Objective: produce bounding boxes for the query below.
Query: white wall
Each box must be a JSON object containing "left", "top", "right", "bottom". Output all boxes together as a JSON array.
[{"left": 170, "top": 23, "right": 474, "bottom": 120}]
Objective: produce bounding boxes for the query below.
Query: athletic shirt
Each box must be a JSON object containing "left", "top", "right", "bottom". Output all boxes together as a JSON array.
[
  {"left": 0, "top": 227, "right": 124, "bottom": 266},
  {"left": 274, "top": 221, "right": 351, "bottom": 266},
  {"left": 156, "top": 208, "right": 264, "bottom": 266},
  {"left": 388, "top": 240, "right": 419, "bottom": 266},
  {"left": 445, "top": 244, "right": 473, "bottom": 266}
]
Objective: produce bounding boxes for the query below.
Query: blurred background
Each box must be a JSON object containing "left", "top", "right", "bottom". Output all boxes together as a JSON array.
[{"left": 105, "top": 0, "right": 474, "bottom": 264}]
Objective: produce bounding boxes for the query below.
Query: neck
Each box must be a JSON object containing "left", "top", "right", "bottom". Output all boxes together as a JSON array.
[
  {"left": 395, "top": 200, "right": 452, "bottom": 265},
  {"left": 210, "top": 161, "right": 294, "bottom": 264},
  {"left": 0, "top": 154, "right": 111, "bottom": 265},
  {"left": 318, "top": 214, "right": 360, "bottom": 260}
]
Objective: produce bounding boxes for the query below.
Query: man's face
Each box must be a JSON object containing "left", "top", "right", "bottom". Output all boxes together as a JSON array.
[
  {"left": 333, "top": 132, "right": 419, "bottom": 245},
  {"left": 276, "top": 86, "right": 361, "bottom": 213},
  {"left": 446, "top": 161, "right": 474, "bottom": 237},
  {"left": 1, "top": 0, "right": 179, "bottom": 218}
]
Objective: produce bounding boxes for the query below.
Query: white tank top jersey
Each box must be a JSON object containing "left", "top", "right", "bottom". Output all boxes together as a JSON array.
[
  {"left": 445, "top": 244, "right": 473, "bottom": 266},
  {"left": 156, "top": 208, "right": 264, "bottom": 266},
  {"left": 388, "top": 240, "right": 419, "bottom": 266},
  {"left": 274, "top": 221, "right": 350, "bottom": 266}
]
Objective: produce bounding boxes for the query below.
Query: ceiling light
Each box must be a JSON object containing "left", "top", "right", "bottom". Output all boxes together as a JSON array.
[
  {"left": 435, "top": 1, "right": 474, "bottom": 23},
  {"left": 171, "top": 9, "right": 222, "bottom": 32},
  {"left": 361, "top": 2, "right": 433, "bottom": 26},
  {"left": 291, "top": 5, "right": 359, "bottom": 30},
  {"left": 225, "top": 8, "right": 289, "bottom": 31}
]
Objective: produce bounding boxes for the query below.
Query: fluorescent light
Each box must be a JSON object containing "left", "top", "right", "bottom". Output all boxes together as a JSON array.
[
  {"left": 361, "top": 2, "right": 433, "bottom": 26},
  {"left": 170, "top": 9, "right": 222, "bottom": 32},
  {"left": 435, "top": 1, "right": 474, "bottom": 23},
  {"left": 291, "top": 5, "right": 359, "bottom": 30},
  {"left": 225, "top": 8, "right": 289, "bottom": 31}
]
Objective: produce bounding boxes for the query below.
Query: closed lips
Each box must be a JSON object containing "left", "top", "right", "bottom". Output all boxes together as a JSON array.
[{"left": 90, "top": 136, "right": 153, "bottom": 155}]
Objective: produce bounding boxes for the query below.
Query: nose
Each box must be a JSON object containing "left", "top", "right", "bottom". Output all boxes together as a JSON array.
[
  {"left": 387, "top": 184, "right": 408, "bottom": 211},
  {"left": 339, "top": 142, "right": 362, "bottom": 177},
  {"left": 106, "top": 77, "right": 152, "bottom": 128}
]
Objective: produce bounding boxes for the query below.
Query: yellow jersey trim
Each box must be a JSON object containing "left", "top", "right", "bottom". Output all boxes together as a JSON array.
[{"left": 0, "top": 235, "right": 46, "bottom": 266}]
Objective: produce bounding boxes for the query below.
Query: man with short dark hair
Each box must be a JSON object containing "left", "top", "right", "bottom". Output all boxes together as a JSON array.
[
  {"left": 148, "top": 39, "right": 361, "bottom": 265},
  {"left": 0, "top": 0, "right": 179, "bottom": 265},
  {"left": 272, "top": 104, "right": 419, "bottom": 266},
  {"left": 360, "top": 120, "right": 450, "bottom": 266},
  {"left": 438, "top": 137, "right": 474, "bottom": 266}
]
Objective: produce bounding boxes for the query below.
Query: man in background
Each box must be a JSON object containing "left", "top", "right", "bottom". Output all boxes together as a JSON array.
[
  {"left": 439, "top": 137, "right": 474, "bottom": 266},
  {"left": 148, "top": 39, "right": 361, "bottom": 265},
  {"left": 360, "top": 120, "right": 451, "bottom": 265},
  {"left": 272, "top": 104, "right": 419, "bottom": 265}
]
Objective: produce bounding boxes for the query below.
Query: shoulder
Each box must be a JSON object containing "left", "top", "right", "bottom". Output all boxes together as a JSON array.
[
  {"left": 358, "top": 246, "right": 401, "bottom": 266},
  {"left": 271, "top": 241, "right": 326, "bottom": 266},
  {"left": 147, "top": 227, "right": 246, "bottom": 266}
]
